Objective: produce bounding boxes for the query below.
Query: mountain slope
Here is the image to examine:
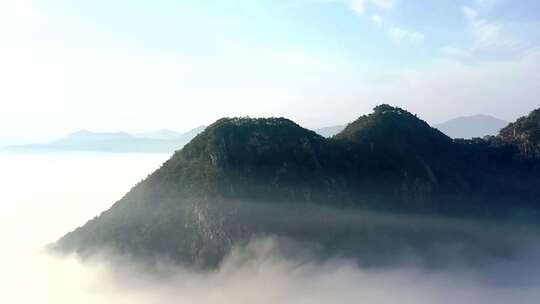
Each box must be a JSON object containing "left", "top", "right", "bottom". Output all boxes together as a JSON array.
[
  {"left": 435, "top": 114, "right": 508, "bottom": 139},
  {"left": 335, "top": 104, "right": 452, "bottom": 154},
  {"left": 499, "top": 109, "right": 540, "bottom": 158},
  {"left": 54, "top": 105, "right": 540, "bottom": 267}
]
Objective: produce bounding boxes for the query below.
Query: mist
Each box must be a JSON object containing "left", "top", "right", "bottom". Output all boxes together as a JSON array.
[{"left": 2, "top": 152, "right": 540, "bottom": 303}]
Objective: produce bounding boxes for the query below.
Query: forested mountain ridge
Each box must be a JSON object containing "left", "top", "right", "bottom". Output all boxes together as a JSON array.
[
  {"left": 54, "top": 105, "right": 540, "bottom": 267},
  {"left": 499, "top": 108, "right": 540, "bottom": 158}
]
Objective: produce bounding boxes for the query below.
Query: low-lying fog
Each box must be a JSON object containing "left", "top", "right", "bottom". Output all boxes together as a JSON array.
[{"left": 1, "top": 152, "right": 540, "bottom": 303}]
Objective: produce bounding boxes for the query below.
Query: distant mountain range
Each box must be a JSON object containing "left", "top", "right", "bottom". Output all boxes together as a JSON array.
[
  {"left": 313, "top": 114, "right": 508, "bottom": 139},
  {"left": 134, "top": 129, "right": 188, "bottom": 140},
  {"left": 434, "top": 115, "right": 508, "bottom": 139},
  {"left": 54, "top": 105, "right": 540, "bottom": 268},
  {"left": 4, "top": 126, "right": 206, "bottom": 153},
  {"left": 4, "top": 114, "right": 507, "bottom": 153},
  {"left": 314, "top": 125, "right": 346, "bottom": 137}
]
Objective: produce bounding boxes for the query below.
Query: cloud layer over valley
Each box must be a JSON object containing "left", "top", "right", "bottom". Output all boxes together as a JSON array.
[{"left": 1, "top": 152, "right": 540, "bottom": 303}]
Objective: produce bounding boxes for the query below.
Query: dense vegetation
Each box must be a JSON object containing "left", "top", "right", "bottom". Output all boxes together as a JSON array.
[
  {"left": 499, "top": 108, "right": 540, "bottom": 158},
  {"left": 55, "top": 105, "right": 540, "bottom": 267}
]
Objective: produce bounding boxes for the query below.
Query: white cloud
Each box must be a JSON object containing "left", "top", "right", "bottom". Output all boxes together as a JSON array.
[
  {"left": 474, "top": 0, "right": 504, "bottom": 12},
  {"left": 389, "top": 26, "right": 425, "bottom": 44},
  {"left": 439, "top": 46, "right": 472, "bottom": 60},
  {"left": 342, "top": 48, "right": 540, "bottom": 123},
  {"left": 444, "top": 6, "right": 525, "bottom": 60},
  {"left": 371, "top": 14, "right": 383, "bottom": 26},
  {"left": 350, "top": 0, "right": 367, "bottom": 15},
  {"left": 370, "top": 0, "right": 394, "bottom": 9},
  {"left": 463, "top": 6, "right": 502, "bottom": 50},
  {"left": 347, "top": 0, "right": 423, "bottom": 45},
  {"left": 4, "top": 140, "right": 540, "bottom": 304},
  {"left": 0, "top": 0, "right": 38, "bottom": 25},
  {"left": 349, "top": 0, "right": 394, "bottom": 16},
  {"left": 0, "top": 0, "right": 536, "bottom": 142}
]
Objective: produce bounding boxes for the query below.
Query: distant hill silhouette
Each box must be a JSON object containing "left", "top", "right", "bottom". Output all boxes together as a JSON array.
[
  {"left": 434, "top": 114, "right": 508, "bottom": 139},
  {"left": 135, "top": 129, "right": 183, "bottom": 140},
  {"left": 4, "top": 126, "right": 206, "bottom": 153},
  {"left": 314, "top": 125, "right": 345, "bottom": 137},
  {"left": 136, "top": 126, "right": 206, "bottom": 141},
  {"left": 54, "top": 105, "right": 540, "bottom": 268}
]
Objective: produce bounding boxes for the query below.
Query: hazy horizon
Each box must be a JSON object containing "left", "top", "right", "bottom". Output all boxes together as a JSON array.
[
  {"left": 0, "top": 111, "right": 514, "bottom": 147},
  {"left": 2, "top": 0, "right": 540, "bottom": 145}
]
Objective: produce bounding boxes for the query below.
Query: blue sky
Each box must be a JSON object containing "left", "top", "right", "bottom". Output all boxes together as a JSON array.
[{"left": 1, "top": 0, "right": 539, "bottom": 144}]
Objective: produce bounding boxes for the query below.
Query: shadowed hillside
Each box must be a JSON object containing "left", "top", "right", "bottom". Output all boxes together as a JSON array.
[
  {"left": 55, "top": 105, "right": 540, "bottom": 268},
  {"left": 499, "top": 109, "right": 540, "bottom": 158}
]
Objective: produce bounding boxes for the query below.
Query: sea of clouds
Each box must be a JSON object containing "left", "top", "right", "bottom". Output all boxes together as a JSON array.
[{"left": 1, "top": 152, "right": 540, "bottom": 304}]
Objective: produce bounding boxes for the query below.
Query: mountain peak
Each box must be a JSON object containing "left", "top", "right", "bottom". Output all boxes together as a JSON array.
[
  {"left": 192, "top": 117, "right": 316, "bottom": 149},
  {"left": 208, "top": 117, "right": 301, "bottom": 129},
  {"left": 334, "top": 105, "right": 451, "bottom": 153},
  {"left": 178, "top": 116, "right": 325, "bottom": 170},
  {"left": 59, "top": 130, "right": 133, "bottom": 141},
  {"left": 435, "top": 114, "right": 508, "bottom": 139},
  {"left": 373, "top": 104, "right": 408, "bottom": 115}
]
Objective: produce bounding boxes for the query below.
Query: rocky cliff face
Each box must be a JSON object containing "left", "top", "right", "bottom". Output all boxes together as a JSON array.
[{"left": 499, "top": 109, "right": 540, "bottom": 158}]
